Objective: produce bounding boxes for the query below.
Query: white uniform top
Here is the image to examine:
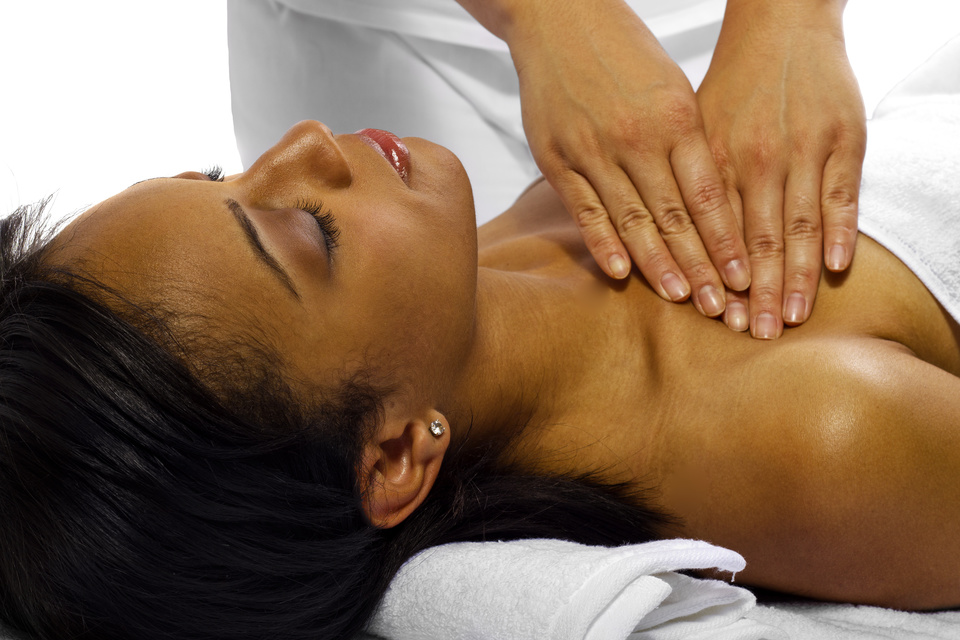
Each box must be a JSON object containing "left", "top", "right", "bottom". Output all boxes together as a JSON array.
[{"left": 266, "top": 0, "right": 727, "bottom": 50}]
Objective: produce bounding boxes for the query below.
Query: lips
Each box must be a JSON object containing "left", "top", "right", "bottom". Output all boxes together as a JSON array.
[{"left": 355, "top": 128, "right": 410, "bottom": 185}]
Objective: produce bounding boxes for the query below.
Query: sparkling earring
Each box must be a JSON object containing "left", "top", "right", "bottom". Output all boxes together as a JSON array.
[{"left": 429, "top": 419, "right": 445, "bottom": 437}]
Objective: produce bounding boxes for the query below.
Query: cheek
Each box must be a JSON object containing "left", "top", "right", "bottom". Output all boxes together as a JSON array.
[
  {"left": 346, "top": 209, "right": 462, "bottom": 357},
  {"left": 355, "top": 201, "right": 434, "bottom": 282}
]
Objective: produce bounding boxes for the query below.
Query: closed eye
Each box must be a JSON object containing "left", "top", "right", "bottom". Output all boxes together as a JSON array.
[{"left": 296, "top": 199, "right": 340, "bottom": 254}]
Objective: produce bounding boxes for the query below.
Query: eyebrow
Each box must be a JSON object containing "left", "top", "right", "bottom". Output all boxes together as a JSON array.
[{"left": 225, "top": 198, "right": 302, "bottom": 303}]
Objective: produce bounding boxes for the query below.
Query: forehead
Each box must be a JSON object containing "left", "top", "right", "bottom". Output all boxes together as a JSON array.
[{"left": 49, "top": 180, "right": 291, "bottom": 321}]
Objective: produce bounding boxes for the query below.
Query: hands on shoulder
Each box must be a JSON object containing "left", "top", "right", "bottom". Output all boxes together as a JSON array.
[
  {"left": 458, "top": 0, "right": 866, "bottom": 339},
  {"left": 698, "top": 0, "right": 865, "bottom": 338}
]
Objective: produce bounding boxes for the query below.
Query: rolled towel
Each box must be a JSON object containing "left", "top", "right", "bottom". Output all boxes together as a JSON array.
[
  {"left": 365, "top": 538, "right": 785, "bottom": 640},
  {"left": 857, "top": 34, "right": 960, "bottom": 325}
]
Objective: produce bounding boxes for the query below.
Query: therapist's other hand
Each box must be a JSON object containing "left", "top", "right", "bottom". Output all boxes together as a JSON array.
[
  {"left": 697, "top": 0, "right": 866, "bottom": 338},
  {"left": 506, "top": 0, "right": 752, "bottom": 318}
]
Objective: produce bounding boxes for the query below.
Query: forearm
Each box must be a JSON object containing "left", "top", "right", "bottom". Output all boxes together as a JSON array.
[
  {"left": 454, "top": 0, "right": 519, "bottom": 41},
  {"left": 454, "top": 0, "right": 638, "bottom": 49},
  {"left": 721, "top": 0, "right": 848, "bottom": 38}
]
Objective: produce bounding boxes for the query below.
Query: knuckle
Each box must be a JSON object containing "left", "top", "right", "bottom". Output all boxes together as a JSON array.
[
  {"left": 635, "top": 251, "right": 673, "bottom": 277},
  {"left": 652, "top": 203, "right": 693, "bottom": 236},
  {"left": 749, "top": 284, "right": 781, "bottom": 310},
  {"left": 785, "top": 263, "right": 821, "bottom": 288},
  {"left": 684, "top": 178, "right": 728, "bottom": 216},
  {"left": 579, "top": 225, "right": 621, "bottom": 257},
  {"left": 683, "top": 260, "right": 715, "bottom": 284},
  {"left": 709, "top": 141, "right": 734, "bottom": 177},
  {"left": 821, "top": 184, "right": 857, "bottom": 214},
  {"left": 784, "top": 206, "right": 821, "bottom": 240},
  {"left": 575, "top": 205, "right": 611, "bottom": 230},
  {"left": 849, "top": 133, "right": 868, "bottom": 159},
  {"left": 611, "top": 116, "right": 646, "bottom": 148},
  {"left": 707, "top": 135, "right": 728, "bottom": 161},
  {"left": 821, "top": 196, "right": 858, "bottom": 241},
  {"left": 821, "top": 214, "right": 858, "bottom": 249},
  {"left": 746, "top": 138, "right": 782, "bottom": 174},
  {"left": 829, "top": 223, "right": 858, "bottom": 246},
  {"left": 662, "top": 98, "right": 700, "bottom": 135},
  {"left": 748, "top": 232, "right": 785, "bottom": 260},
  {"left": 591, "top": 237, "right": 623, "bottom": 257},
  {"left": 703, "top": 227, "right": 742, "bottom": 258},
  {"left": 788, "top": 134, "right": 813, "bottom": 159},
  {"left": 833, "top": 118, "right": 868, "bottom": 147},
  {"left": 615, "top": 205, "right": 655, "bottom": 236},
  {"left": 538, "top": 150, "right": 570, "bottom": 176}
]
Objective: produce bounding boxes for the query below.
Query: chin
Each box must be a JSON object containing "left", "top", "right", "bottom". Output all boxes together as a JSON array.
[{"left": 407, "top": 137, "right": 479, "bottom": 257}]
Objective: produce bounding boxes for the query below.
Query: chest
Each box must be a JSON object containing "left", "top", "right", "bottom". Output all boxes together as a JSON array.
[{"left": 481, "top": 181, "right": 960, "bottom": 489}]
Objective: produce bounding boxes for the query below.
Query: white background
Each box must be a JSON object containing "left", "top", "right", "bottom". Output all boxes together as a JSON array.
[
  {"left": 1, "top": 1, "right": 959, "bottom": 227},
  {"left": 1, "top": 2, "right": 241, "bottom": 224}
]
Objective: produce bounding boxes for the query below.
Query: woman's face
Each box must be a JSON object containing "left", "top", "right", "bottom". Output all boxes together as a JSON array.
[{"left": 52, "top": 120, "right": 479, "bottom": 405}]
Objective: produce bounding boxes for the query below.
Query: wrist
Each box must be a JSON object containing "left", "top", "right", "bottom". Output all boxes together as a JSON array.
[
  {"left": 724, "top": 0, "right": 846, "bottom": 30},
  {"left": 719, "top": 0, "right": 847, "bottom": 49},
  {"left": 454, "top": 0, "right": 523, "bottom": 42}
]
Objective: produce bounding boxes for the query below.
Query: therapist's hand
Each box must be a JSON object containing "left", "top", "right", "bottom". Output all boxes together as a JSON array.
[
  {"left": 697, "top": 0, "right": 866, "bottom": 338},
  {"left": 502, "top": 0, "right": 752, "bottom": 318}
]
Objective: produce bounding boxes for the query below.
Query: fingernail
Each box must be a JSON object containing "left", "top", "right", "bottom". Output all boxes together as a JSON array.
[
  {"left": 827, "top": 244, "right": 847, "bottom": 271},
  {"left": 698, "top": 285, "right": 725, "bottom": 317},
  {"left": 754, "top": 313, "right": 778, "bottom": 339},
  {"left": 608, "top": 254, "right": 629, "bottom": 279},
  {"left": 784, "top": 293, "right": 807, "bottom": 324},
  {"left": 725, "top": 301, "right": 749, "bottom": 332},
  {"left": 660, "top": 272, "right": 689, "bottom": 301},
  {"left": 724, "top": 259, "right": 751, "bottom": 291}
]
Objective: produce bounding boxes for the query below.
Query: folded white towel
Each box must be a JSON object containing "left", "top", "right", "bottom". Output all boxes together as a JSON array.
[
  {"left": 856, "top": 34, "right": 960, "bottom": 325},
  {"left": 746, "top": 601, "right": 960, "bottom": 640},
  {"left": 365, "top": 538, "right": 784, "bottom": 640}
]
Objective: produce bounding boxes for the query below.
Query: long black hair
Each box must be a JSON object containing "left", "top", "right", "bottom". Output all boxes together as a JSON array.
[{"left": 0, "top": 199, "right": 673, "bottom": 640}]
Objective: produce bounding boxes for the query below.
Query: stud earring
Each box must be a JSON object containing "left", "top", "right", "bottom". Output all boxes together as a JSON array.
[{"left": 429, "top": 419, "right": 445, "bottom": 437}]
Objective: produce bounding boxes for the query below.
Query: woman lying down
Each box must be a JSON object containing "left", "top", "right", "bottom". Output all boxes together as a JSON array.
[{"left": 2, "top": 96, "right": 959, "bottom": 639}]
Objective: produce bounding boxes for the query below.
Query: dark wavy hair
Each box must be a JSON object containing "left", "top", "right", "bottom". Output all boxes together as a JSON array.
[{"left": 0, "top": 199, "right": 673, "bottom": 640}]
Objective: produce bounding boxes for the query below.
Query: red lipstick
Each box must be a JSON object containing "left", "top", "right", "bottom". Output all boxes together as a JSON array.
[{"left": 355, "top": 128, "right": 410, "bottom": 185}]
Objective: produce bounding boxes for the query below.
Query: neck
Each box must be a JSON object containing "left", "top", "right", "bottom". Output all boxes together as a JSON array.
[{"left": 441, "top": 267, "right": 568, "bottom": 458}]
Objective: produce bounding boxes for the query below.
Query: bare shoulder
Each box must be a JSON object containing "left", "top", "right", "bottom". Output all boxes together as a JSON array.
[{"left": 664, "top": 336, "right": 960, "bottom": 609}]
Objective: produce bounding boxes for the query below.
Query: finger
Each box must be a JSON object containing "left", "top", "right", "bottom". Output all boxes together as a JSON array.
[
  {"left": 583, "top": 164, "right": 695, "bottom": 302},
  {"left": 782, "top": 167, "right": 824, "bottom": 326},
  {"left": 621, "top": 156, "right": 725, "bottom": 317},
  {"left": 742, "top": 176, "right": 786, "bottom": 340},
  {"left": 821, "top": 140, "right": 865, "bottom": 272},
  {"left": 713, "top": 153, "right": 750, "bottom": 332},
  {"left": 550, "top": 167, "right": 634, "bottom": 280},
  {"left": 717, "top": 152, "right": 745, "bottom": 238},
  {"left": 671, "top": 134, "right": 752, "bottom": 292},
  {"left": 723, "top": 289, "right": 750, "bottom": 333}
]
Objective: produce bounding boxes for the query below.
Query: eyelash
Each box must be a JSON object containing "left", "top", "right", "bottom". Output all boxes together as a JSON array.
[
  {"left": 297, "top": 199, "right": 341, "bottom": 253},
  {"left": 202, "top": 166, "right": 225, "bottom": 182}
]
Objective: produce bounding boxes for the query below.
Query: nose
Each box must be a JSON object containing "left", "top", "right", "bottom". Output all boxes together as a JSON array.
[{"left": 244, "top": 120, "right": 352, "bottom": 193}]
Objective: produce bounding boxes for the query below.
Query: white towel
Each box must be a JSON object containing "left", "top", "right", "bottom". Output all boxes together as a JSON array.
[
  {"left": 856, "top": 33, "right": 960, "bottom": 325},
  {"left": 745, "top": 601, "right": 960, "bottom": 640},
  {"left": 365, "top": 538, "right": 784, "bottom": 640}
]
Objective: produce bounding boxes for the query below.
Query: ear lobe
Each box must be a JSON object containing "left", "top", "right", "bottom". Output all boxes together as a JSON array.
[{"left": 361, "top": 416, "right": 448, "bottom": 528}]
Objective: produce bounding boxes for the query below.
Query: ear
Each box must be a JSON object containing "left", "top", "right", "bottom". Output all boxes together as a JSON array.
[{"left": 360, "top": 411, "right": 449, "bottom": 528}]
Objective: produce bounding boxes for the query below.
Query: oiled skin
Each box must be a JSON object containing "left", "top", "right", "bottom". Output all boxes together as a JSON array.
[{"left": 479, "top": 178, "right": 960, "bottom": 610}]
